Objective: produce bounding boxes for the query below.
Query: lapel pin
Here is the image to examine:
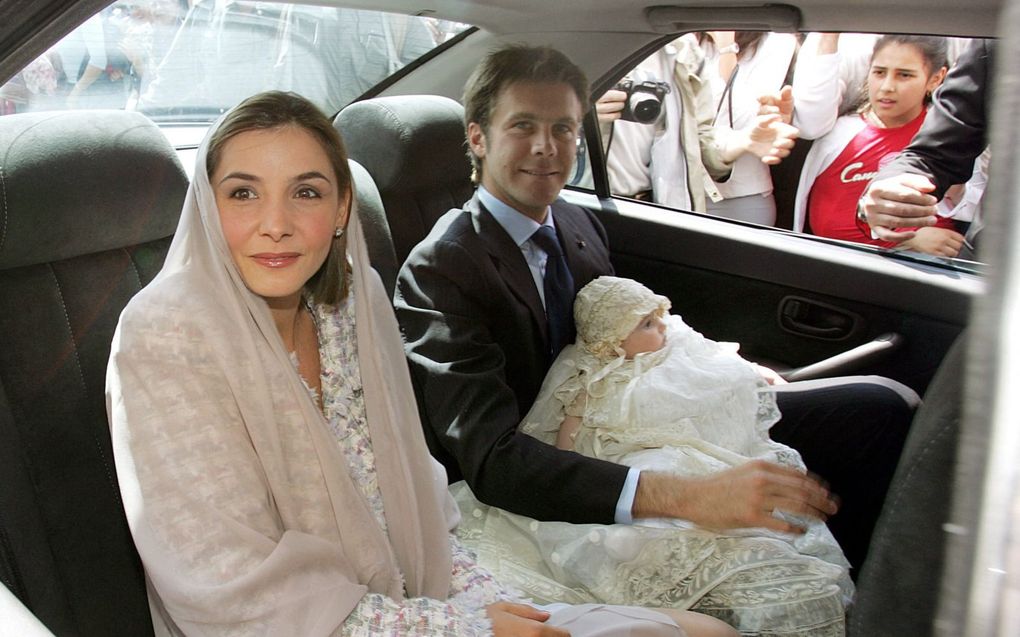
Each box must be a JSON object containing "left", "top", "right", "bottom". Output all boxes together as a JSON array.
[{"left": 576, "top": 239, "right": 586, "bottom": 249}]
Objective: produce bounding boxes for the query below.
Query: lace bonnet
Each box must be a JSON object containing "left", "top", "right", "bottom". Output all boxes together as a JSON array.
[{"left": 575, "top": 276, "right": 671, "bottom": 359}]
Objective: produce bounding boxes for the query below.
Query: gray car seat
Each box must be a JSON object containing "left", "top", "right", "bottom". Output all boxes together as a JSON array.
[
  {"left": 347, "top": 159, "right": 400, "bottom": 298},
  {"left": 848, "top": 334, "right": 965, "bottom": 636},
  {"left": 0, "top": 110, "right": 188, "bottom": 635},
  {"left": 334, "top": 95, "right": 473, "bottom": 294}
]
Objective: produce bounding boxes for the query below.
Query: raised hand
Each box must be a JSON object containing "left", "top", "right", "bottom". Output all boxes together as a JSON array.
[
  {"left": 595, "top": 89, "right": 628, "bottom": 124},
  {"left": 745, "top": 113, "right": 799, "bottom": 165},
  {"left": 757, "top": 84, "right": 794, "bottom": 125}
]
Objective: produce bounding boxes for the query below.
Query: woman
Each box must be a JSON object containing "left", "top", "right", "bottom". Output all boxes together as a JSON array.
[
  {"left": 106, "top": 91, "right": 733, "bottom": 636},
  {"left": 694, "top": 31, "right": 799, "bottom": 225},
  {"left": 793, "top": 35, "right": 963, "bottom": 255}
]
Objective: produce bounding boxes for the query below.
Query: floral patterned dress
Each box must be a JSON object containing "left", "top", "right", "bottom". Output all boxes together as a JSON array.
[{"left": 300, "top": 291, "right": 513, "bottom": 636}]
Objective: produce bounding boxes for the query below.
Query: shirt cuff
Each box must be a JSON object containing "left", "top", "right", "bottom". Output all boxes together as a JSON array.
[{"left": 614, "top": 467, "right": 641, "bottom": 524}]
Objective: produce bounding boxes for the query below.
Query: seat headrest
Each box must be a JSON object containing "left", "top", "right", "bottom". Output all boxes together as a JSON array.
[
  {"left": 348, "top": 158, "right": 399, "bottom": 299},
  {"left": 0, "top": 110, "right": 187, "bottom": 270},
  {"left": 334, "top": 95, "right": 471, "bottom": 196}
]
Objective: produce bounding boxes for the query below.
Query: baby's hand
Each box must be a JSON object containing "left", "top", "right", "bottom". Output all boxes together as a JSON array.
[{"left": 752, "top": 363, "right": 788, "bottom": 385}]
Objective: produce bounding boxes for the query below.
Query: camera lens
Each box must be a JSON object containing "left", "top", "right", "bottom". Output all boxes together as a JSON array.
[{"left": 628, "top": 94, "right": 662, "bottom": 124}]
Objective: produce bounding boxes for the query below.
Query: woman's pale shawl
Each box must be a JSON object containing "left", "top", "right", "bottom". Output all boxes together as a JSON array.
[{"left": 106, "top": 117, "right": 452, "bottom": 635}]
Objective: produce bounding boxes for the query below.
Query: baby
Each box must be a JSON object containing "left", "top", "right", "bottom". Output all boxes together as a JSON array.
[
  {"left": 451, "top": 276, "right": 853, "bottom": 635},
  {"left": 452, "top": 277, "right": 852, "bottom": 631},
  {"left": 523, "top": 275, "right": 797, "bottom": 477}
]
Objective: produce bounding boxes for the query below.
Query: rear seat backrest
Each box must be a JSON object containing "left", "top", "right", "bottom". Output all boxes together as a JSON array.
[
  {"left": 334, "top": 95, "right": 473, "bottom": 290},
  {"left": 0, "top": 110, "right": 187, "bottom": 636},
  {"left": 348, "top": 159, "right": 400, "bottom": 299}
]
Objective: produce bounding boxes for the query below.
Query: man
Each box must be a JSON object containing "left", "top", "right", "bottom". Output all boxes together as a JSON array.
[
  {"left": 395, "top": 44, "right": 911, "bottom": 570},
  {"left": 860, "top": 39, "right": 993, "bottom": 254}
]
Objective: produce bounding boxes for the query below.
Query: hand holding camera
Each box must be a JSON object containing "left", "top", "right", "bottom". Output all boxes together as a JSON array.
[
  {"left": 596, "top": 79, "right": 671, "bottom": 126},
  {"left": 614, "top": 79, "right": 671, "bottom": 124}
]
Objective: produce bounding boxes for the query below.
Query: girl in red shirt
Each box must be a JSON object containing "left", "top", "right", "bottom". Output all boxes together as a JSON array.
[{"left": 796, "top": 36, "right": 964, "bottom": 255}]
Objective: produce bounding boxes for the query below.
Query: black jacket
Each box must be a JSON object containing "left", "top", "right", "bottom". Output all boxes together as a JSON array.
[{"left": 395, "top": 193, "right": 625, "bottom": 524}]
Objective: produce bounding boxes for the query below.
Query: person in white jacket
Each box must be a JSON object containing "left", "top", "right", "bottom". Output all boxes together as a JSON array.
[
  {"left": 696, "top": 31, "right": 798, "bottom": 225},
  {"left": 597, "top": 37, "right": 799, "bottom": 215}
]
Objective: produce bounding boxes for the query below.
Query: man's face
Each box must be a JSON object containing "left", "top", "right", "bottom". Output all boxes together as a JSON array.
[{"left": 468, "top": 80, "right": 583, "bottom": 222}]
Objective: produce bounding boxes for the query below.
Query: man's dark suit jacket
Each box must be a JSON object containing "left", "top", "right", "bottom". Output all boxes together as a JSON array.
[{"left": 394, "top": 193, "right": 626, "bottom": 524}]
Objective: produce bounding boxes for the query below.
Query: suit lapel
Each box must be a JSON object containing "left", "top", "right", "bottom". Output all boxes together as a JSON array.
[{"left": 468, "top": 195, "right": 549, "bottom": 343}]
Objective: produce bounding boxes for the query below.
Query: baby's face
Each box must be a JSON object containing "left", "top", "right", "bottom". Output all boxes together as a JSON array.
[{"left": 621, "top": 312, "right": 667, "bottom": 359}]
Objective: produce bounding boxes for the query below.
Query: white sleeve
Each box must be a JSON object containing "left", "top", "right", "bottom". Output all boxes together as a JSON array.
[
  {"left": 936, "top": 150, "right": 988, "bottom": 221},
  {"left": 727, "top": 33, "right": 797, "bottom": 129},
  {"left": 791, "top": 33, "right": 842, "bottom": 139}
]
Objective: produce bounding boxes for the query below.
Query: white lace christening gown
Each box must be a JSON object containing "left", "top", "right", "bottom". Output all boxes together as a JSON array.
[{"left": 452, "top": 315, "right": 854, "bottom": 636}]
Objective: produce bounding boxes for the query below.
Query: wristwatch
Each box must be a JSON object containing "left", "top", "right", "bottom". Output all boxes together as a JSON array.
[
  {"left": 856, "top": 197, "right": 869, "bottom": 223},
  {"left": 718, "top": 42, "right": 740, "bottom": 55}
]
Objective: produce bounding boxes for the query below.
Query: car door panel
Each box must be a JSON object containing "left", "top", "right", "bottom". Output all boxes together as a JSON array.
[{"left": 562, "top": 191, "right": 975, "bottom": 396}]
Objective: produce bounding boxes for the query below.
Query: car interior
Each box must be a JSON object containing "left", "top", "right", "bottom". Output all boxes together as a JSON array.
[
  {"left": 335, "top": 94, "right": 474, "bottom": 297},
  {"left": 0, "top": 0, "right": 1014, "bottom": 635},
  {"left": 0, "top": 109, "right": 186, "bottom": 635}
]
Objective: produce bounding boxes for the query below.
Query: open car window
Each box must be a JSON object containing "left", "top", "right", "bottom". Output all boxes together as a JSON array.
[
  {"left": 0, "top": 0, "right": 469, "bottom": 122},
  {"left": 575, "top": 31, "right": 987, "bottom": 271}
]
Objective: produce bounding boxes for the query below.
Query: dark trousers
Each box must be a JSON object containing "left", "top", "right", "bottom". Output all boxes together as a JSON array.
[{"left": 771, "top": 377, "right": 917, "bottom": 573}]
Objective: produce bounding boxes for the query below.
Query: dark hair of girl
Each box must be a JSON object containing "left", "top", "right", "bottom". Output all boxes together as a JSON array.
[{"left": 871, "top": 34, "right": 948, "bottom": 75}]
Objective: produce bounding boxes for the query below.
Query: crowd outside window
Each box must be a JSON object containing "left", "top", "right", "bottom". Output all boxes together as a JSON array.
[
  {"left": 791, "top": 35, "right": 968, "bottom": 256},
  {"left": 596, "top": 36, "right": 798, "bottom": 214}
]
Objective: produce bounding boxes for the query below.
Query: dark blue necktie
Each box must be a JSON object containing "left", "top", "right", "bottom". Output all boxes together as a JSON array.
[{"left": 531, "top": 225, "right": 575, "bottom": 359}]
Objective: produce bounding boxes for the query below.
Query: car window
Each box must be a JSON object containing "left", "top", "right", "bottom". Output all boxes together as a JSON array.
[
  {"left": 575, "top": 31, "right": 986, "bottom": 269},
  {"left": 0, "top": 0, "right": 469, "bottom": 122}
]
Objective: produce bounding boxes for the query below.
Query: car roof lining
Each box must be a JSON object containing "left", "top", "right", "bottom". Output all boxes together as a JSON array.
[{"left": 0, "top": 0, "right": 1002, "bottom": 87}]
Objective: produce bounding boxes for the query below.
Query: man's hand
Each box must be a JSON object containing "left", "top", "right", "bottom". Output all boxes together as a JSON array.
[
  {"left": 595, "top": 89, "right": 627, "bottom": 125},
  {"left": 633, "top": 461, "right": 838, "bottom": 534},
  {"left": 757, "top": 85, "right": 794, "bottom": 125},
  {"left": 861, "top": 173, "right": 940, "bottom": 243},
  {"left": 487, "top": 602, "right": 569, "bottom": 637},
  {"left": 900, "top": 226, "right": 965, "bottom": 257}
]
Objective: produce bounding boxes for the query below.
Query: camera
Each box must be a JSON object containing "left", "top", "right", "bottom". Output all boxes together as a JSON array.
[{"left": 614, "top": 79, "right": 671, "bottom": 124}]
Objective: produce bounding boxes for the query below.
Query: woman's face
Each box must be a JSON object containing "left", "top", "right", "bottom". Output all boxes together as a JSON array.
[
  {"left": 211, "top": 125, "right": 348, "bottom": 307},
  {"left": 621, "top": 312, "right": 667, "bottom": 359},
  {"left": 867, "top": 43, "right": 946, "bottom": 128}
]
